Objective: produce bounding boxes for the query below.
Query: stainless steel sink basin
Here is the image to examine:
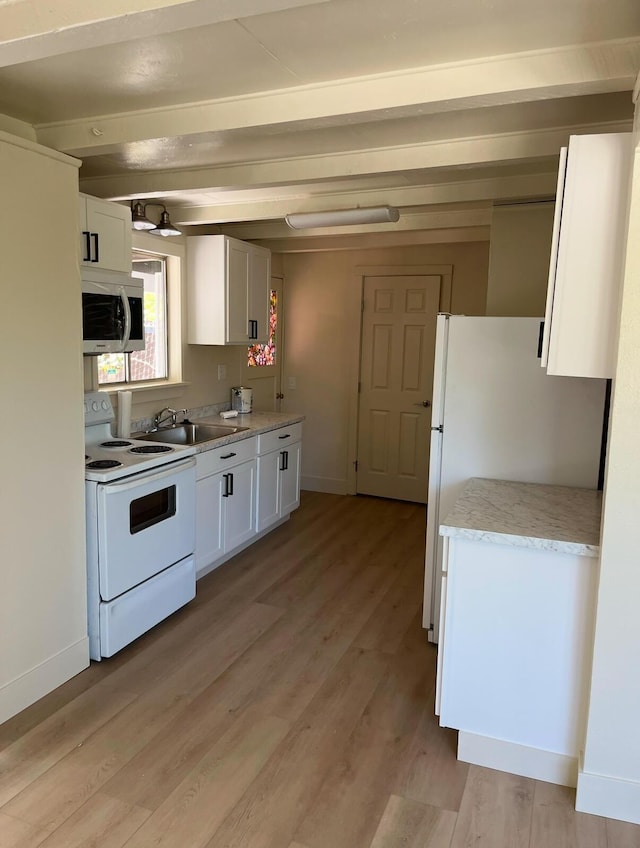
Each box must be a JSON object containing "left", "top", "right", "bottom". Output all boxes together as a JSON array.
[{"left": 135, "top": 423, "right": 250, "bottom": 446}]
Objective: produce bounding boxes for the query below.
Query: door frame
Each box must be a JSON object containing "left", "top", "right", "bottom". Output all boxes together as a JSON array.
[{"left": 346, "top": 265, "right": 453, "bottom": 495}]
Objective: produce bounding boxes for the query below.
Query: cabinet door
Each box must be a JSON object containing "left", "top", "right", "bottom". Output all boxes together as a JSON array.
[
  {"left": 249, "top": 246, "right": 270, "bottom": 343},
  {"left": 226, "top": 240, "right": 250, "bottom": 343},
  {"left": 256, "top": 450, "right": 281, "bottom": 532},
  {"left": 543, "top": 133, "right": 632, "bottom": 378},
  {"left": 81, "top": 196, "right": 132, "bottom": 273},
  {"left": 223, "top": 459, "right": 256, "bottom": 552},
  {"left": 279, "top": 442, "right": 301, "bottom": 517},
  {"left": 195, "top": 472, "right": 224, "bottom": 572}
]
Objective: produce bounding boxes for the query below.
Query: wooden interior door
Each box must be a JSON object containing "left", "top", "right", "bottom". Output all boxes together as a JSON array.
[
  {"left": 356, "top": 274, "right": 441, "bottom": 503},
  {"left": 241, "top": 276, "right": 283, "bottom": 412}
]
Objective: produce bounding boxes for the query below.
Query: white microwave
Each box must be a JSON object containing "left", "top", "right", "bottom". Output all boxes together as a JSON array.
[{"left": 82, "top": 270, "right": 145, "bottom": 355}]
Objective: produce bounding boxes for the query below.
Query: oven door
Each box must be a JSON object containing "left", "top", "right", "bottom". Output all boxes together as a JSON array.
[{"left": 96, "top": 457, "right": 196, "bottom": 601}]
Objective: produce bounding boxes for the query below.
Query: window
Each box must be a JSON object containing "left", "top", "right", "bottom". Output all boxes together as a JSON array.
[{"left": 98, "top": 252, "right": 168, "bottom": 385}]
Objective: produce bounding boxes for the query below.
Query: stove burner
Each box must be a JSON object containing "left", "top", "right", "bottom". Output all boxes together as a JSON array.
[
  {"left": 101, "top": 440, "right": 132, "bottom": 448},
  {"left": 86, "top": 459, "right": 123, "bottom": 469},
  {"left": 130, "top": 445, "right": 173, "bottom": 454}
]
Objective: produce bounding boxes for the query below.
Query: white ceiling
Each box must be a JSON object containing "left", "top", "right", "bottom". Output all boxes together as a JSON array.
[{"left": 1, "top": 0, "right": 639, "bottom": 244}]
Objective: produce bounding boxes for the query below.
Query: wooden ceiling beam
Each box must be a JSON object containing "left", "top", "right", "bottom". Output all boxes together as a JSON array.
[
  {"left": 78, "top": 121, "right": 629, "bottom": 199},
  {"left": 37, "top": 40, "right": 640, "bottom": 156}
]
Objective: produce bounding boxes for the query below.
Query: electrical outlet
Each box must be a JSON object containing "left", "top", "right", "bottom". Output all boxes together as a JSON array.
[
  {"left": 217, "top": 364, "right": 227, "bottom": 380},
  {"left": 288, "top": 376, "right": 297, "bottom": 390}
]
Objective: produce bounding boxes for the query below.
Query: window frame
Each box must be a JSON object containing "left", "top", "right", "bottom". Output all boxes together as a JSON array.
[{"left": 93, "top": 232, "right": 185, "bottom": 398}]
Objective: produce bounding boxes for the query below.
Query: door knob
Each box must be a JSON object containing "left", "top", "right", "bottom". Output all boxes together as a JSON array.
[
  {"left": 414, "top": 400, "right": 431, "bottom": 407},
  {"left": 276, "top": 392, "right": 284, "bottom": 399}
]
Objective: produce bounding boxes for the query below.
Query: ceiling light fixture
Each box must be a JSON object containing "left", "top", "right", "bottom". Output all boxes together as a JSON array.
[
  {"left": 285, "top": 205, "right": 400, "bottom": 230},
  {"left": 130, "top": 201, "right": 181, "bottom": 237}
]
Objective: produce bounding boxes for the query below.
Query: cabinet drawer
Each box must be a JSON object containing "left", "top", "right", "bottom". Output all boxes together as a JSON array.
[
  {"left": 197, "top": 436, "right": 256, "bottom": 479},
  {"left": 257, "top": 423, "right": 302, "bottom": 454}
]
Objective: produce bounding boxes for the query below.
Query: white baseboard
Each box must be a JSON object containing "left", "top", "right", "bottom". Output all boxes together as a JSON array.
[
  {"left": 300, "top": 475, "right": 349, "bottom": 495},
  {"left": 0, "top": 637, "right": 90, "bottom": 725},
  {"left": 577, "top": 764, "right": 640, "bottom": 825},
  {"left": 458, "top": 731, "right": 578, "bottom": 788}
]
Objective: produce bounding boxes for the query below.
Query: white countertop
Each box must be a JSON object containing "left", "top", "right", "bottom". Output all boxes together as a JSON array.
[
  {"left": 192, "top": 411, "right": 304, "bottom": 452},
  {"left": 440, "top": 477, "right": 602, "bottom": 557}
]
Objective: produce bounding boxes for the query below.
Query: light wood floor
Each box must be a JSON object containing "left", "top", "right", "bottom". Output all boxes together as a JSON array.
[{"left": 1, "top": 491, "right": 639, "bottom": 848}]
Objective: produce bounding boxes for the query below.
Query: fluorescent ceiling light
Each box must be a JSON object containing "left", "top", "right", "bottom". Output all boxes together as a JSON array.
[{"left": 285, "top": 205, "right": 400, "bottom": 229}]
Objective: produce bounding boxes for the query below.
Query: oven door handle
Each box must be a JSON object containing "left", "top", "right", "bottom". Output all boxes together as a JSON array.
[
  {"left": 118, "top": 285, "right": 132, "bottom": 353},
  {"left": 100, "top": 457, "right": 196, "bottom": 492}
]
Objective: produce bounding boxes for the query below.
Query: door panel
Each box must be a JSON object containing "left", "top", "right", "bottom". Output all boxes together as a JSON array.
[{"left": 357, "top": 274, "right": 441, "bottom": 503}]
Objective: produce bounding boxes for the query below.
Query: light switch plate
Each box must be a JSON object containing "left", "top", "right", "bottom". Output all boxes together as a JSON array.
[
  {"left": 288, "top": 376, "right": 297, "bottom": 389},
  {"left": 217, "top": 364, "right": 227, "bottom": 380}
]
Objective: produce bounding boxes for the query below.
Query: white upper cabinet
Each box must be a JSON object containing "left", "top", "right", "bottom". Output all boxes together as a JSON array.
[
  {"left": 79, "top": 194, "right": 132, "bottom": 274},
  {"left": 187, "top": 235, "right": 271, "bottom": 345},
  {"left": 541, "top": 133, "right": 633, "bottom": 378}
]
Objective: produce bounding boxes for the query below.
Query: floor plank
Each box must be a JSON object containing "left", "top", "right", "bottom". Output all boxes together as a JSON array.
[
  {"left": 0, "top": 812, "right": 49, "bottom": 848},
  {"left": 120, "top": 708, "right": 290, "bottom": 848},
  {"left": 448, "top": 765, "right": 535, "bottom": 848},
  {"left": 0, "top": 681, "right": 137, "bottom": 808},
  {"left": 296, "top": 612, "right": 433, "bottom": 848},
  {"left": 530, "top": 781, "right": 608, "bottom": 848},
  {"left": 607, "top": 819, "right": 640, "bottom": 848},
  {"left": 100, "top": 601, "right": 284, "bottom": 810},
  {"left": 367, "top": 794, "right": 457, "bottom": 848},
  {"left": 35, "top": 794, "right": 150, "bottom": 848},
  {"left": 202, "top": 645, "right": 390, "bottom": 848},
  {"left": 393, "top": 680, "right": 470, "bottom": 813}
]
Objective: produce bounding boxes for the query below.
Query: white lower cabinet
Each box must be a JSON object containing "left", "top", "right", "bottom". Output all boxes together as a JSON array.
[
  {"left": 195, "top": 437, "right": 256, "bottom": 574},
  {"left": 437, "top": 536, "right": 598, "bottom": 787},
  {"left": 256, "top": 423, "right": 302, "bottom": 532},
  {"left": 195, "top": 422, "right": 302, "bottom": 576}
]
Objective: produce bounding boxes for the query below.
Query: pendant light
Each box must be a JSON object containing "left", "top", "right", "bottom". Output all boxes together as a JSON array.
[
  {"left": 131, "top": 201, "right": 154, "bottom": 230},
  {"left": 130, "top": 201, "right": 181, "bottom": 236},
  {"left": 149, "top": 208, "right": 182, "bottom": 237}
]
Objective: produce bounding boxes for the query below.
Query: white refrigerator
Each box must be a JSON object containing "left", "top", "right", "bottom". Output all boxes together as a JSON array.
[{"left": 423, "top": 315, "right": 606, "bottom": 642}]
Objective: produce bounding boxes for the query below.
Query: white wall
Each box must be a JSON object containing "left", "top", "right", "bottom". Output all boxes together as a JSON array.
[
  {"left": 0, "top": 132, "right": 89, "bottom": 722},
  {"left": 485, "top": 203, "right": 555, "bottom": 317},
  {"left": 576, "top": 118, "right": 640, "bottom": 824},
  {"left": 281, "top": 241, "right": 489, "bottom": 493}
]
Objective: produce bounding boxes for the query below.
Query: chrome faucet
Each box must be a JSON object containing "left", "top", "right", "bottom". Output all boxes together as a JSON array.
[{"left": 153, "top": 407, "right": 187, "bottom": 430}]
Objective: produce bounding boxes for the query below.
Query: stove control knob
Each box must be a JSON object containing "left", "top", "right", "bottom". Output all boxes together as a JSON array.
[
  {"left": 84, "top": 401, "right": 89, "bottom": 414},
  {"left": 92, "top": 401, "right": 99, "bottom": 411},
  {"left": 101, "top": 400, "right": 109, "bottom": 410}
]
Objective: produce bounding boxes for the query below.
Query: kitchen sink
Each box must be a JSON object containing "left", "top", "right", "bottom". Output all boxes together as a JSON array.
[{"left": 135, "top": 423, "right": 250, "bottom": 446}]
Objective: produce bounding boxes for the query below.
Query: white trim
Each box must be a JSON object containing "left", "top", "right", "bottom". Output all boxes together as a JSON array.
[
  {"left": 0, "top": 638, "right": 89, "bottom": 725},
  {"left": 300, "top": 475, "right": 349, "bottom": 495},
  {"left": 457, "top": 730, "right": 578, "bottom": 788},
  {"left": 576, "top": 765, "right": 640, "bottom": 825}
]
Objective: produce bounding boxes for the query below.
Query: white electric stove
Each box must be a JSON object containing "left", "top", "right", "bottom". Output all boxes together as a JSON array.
[
  {"left": 84, "top": 392, "right": 196, "bottom": 661},
  {"left": 84, "top": 391, "right": 195, "bottom": 481}
]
